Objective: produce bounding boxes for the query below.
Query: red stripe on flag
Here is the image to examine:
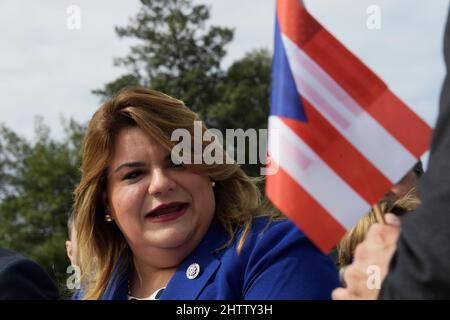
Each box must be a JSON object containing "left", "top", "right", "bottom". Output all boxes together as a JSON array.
[
  {"left": 276, "top": 0, "right": 432, "bottom": 158},
  {"left": 266, "top": 159, "right": 346, "bottom": 253},
  {"left": 369, "top": 90, "right": 432, "bottom": 157},
  {"left": 280, "top": 99, "right": 392, "bottom": 205}
]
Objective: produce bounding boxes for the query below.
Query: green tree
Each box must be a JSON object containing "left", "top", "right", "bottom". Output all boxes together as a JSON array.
[
  {"left": 207, "top": 49, "right": 272, "bottom": 132},
  {"left": 0, "top": 118, "right": 85, "bottom": 295},
  {"left": 93, "top": 0, "right": 272, "bottom": 176},
  {"left": 93, "top": 0, "right": 234, "bottom": 123},
  {"left": 207, "top": 49, "right": 272, "bottom": 177}
]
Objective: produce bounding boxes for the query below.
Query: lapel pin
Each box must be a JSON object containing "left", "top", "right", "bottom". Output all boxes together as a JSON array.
[{"left": 186, "top": 263, "right": 201, "bottom": 280}]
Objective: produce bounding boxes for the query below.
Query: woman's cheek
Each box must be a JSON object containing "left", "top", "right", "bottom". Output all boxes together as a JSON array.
[{"left": 112, "top": 185, "right": 144, "bottom": 225}]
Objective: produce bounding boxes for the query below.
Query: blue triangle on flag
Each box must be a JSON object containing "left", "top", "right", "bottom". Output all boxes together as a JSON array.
[{"left": 270, "top": 17, "right": 308, "bottom": 123}]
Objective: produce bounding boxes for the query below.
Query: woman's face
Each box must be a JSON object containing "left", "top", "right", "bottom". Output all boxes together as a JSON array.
[{"left": 105, "top": 127, "right": 215, "bottom": 266}]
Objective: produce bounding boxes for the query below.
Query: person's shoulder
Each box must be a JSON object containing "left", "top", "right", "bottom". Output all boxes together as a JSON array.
[
  {"left": 0, "top": 246, "right": 21, "bottom": 258},
  {"left": 245, "top": 216, "right": 308, "bottom": 244},
  {"left": 0, "top": 247, "right": 17, "bottom": 258},
  {"left": 233, "top": 217, "right": 339, "bottom": 299},
  {"left": 252, "top": 216, "right": 301, "bottom": 232},
  {"left": 236, "top": 216, "right": 318, "bottom": 257},
  {"left": 0, "top": 247, "right": 29, "bottom": 271},
  {"left": 0, "top": 247, "right": 60, "bottom": 300}
]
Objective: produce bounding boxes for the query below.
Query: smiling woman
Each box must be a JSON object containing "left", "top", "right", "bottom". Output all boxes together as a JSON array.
[{"left": 72, "top": 87, "right": 339, "bottom": 300}]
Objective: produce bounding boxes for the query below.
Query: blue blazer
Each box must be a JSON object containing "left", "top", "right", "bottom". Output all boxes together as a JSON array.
[{"left": 98, "top": 216, "right": 339, "bottom": 300}]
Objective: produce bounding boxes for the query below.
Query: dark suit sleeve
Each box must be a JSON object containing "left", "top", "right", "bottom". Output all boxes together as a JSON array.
[
  {"left": 379, "top": 6, "right": 450, "bottom": 299},
  {"left": 0, "top": 256, "right": 60, "bottom": 300}
]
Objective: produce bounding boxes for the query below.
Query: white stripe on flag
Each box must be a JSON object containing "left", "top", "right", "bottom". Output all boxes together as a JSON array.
[
  {"left": 268, "top": 116, "right": 370, "bottom": 230},
  {"left": 281, "top": 34, "right": 417, "bottom": 183}
]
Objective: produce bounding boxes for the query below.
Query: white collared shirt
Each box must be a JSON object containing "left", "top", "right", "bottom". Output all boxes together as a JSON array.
[{"left": 128, "top": 287, "right": 165, "bottom": 300}]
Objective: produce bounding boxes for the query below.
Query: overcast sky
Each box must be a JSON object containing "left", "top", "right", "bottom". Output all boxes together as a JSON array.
[{"left": 0, "top": 0, "right": 448, "bottom": 144}]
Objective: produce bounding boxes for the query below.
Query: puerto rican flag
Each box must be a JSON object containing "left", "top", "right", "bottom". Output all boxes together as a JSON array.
[{"left": 266, "top": 0, "right": 432, "bottom": 253}]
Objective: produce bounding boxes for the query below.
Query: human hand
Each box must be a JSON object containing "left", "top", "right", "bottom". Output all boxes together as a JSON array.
[{"left": 332, "top": 213, "right": 401, "bottom": 300}]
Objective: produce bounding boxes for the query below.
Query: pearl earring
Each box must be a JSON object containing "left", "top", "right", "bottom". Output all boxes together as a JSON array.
[{"left": 105, "top": 207, "right": 113, "bottom": 222}]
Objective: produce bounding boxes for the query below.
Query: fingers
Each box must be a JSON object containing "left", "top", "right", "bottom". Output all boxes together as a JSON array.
[
  {"left": 332, "top": 219, "right": 401, "bottom": 300},
  {"left": 385, "top": 213, "right": 401, "bottom": 227},
  {"left": 366, "top": 223, "right": 400, "bottom": 246},
  {"left": 344, "top": 264, "right": 369, "bottom": 292},
  {"left": 332, "top": 287, "right": 360, "bottom": 300},
  {"left": 334, "top": 263, "right": 381, "bottom": 300},
  {"left": 365, "top": 223, "right": 386, "bottom": 245}
]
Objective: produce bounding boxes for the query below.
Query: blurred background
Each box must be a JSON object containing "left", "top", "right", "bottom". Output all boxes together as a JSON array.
[{"left": 0, "top": 0, "right": 448, "bottom": 295}]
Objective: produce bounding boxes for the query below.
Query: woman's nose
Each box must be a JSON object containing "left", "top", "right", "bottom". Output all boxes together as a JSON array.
[{"left": 147, "top": 169, "right": 176, "bottom": 196}]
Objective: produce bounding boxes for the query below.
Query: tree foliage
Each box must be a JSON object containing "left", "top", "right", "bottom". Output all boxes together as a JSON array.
[
  {"left": 0, "top": 118, "right": 85, "bottom": 294},
  {"left": 93, "top": 0, "right": 234, "bottom": 122}
]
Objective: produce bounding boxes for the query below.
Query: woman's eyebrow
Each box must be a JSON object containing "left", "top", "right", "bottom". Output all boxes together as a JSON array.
[{"left": 114, "top": 162, "right": 145, "bottom": 173}]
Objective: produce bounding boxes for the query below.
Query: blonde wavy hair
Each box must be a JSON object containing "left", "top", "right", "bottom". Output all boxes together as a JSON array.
[
  {"left": 73, "top": 87, "right": 280, "bottom": 299},
  {"left": 337, "top": 187, "right": 421, "bottom": 268}
]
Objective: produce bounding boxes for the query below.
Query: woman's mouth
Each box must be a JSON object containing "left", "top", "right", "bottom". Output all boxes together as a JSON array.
[{"left": 145, "top": 202, "right": 189, "bottom": 223}]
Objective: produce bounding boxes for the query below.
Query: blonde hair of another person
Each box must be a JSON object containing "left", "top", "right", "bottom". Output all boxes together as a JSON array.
[{"left": 337, "top": 187, "right": 421, "bottom": 268}]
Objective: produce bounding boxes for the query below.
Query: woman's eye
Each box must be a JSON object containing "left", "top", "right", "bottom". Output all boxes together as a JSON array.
[{"left": 123, "top": 170, "right": 143, "bottom": 180}]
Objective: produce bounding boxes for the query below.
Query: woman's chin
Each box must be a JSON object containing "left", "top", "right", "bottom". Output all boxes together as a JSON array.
[{"left": 142, "top": 227, "right": 195, "bottom": 250}]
